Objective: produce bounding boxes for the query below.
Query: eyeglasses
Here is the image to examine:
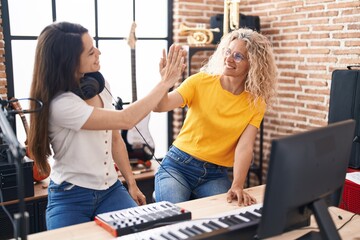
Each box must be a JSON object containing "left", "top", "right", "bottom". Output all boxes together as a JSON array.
[{"left": 224, "top": 48, "right": 247, "bottom": 63}]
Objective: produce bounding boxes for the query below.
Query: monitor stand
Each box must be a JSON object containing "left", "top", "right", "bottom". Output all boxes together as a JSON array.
[{"left": 297, "top": 199, "right": 341, "bottom": 240}]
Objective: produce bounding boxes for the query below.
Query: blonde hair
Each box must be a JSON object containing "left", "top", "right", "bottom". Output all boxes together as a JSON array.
[{"left": 201, "top": 28, "right": 277, "bottom": 105}]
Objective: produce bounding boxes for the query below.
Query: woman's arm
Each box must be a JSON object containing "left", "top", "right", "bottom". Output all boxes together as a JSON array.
[
  {"left": 111, "top": 130, "right": 146, "bottom": 205},
  {"left": 82, "top": 44, "right": 185, "bottom": 130},
  {"left": 226, "top": 124, "right": 258, "bottom": 206},
  {"left": 153, "top": 90, "right": 184, "bottom": 112}
]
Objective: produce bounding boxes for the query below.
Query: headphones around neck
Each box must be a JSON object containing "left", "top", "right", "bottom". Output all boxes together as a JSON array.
[{"left": 72, "top": 71, "right": 105, "bottom": 100}]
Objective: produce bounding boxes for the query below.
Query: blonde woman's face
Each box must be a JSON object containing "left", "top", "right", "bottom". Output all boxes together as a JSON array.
[
  {"left": 78, "top": 33, "right": 101, "bottom": 76},
  {"left": 223, "top": 39, "right": 250, "bottom": 78}
]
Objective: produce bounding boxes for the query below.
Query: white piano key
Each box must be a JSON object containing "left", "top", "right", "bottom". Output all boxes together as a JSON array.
[
  {"left": 114, "top": 203, "right": 263, "bottom": 240},
  {"left": 233, "top": 214, "right": 251, "bottom": 222}
]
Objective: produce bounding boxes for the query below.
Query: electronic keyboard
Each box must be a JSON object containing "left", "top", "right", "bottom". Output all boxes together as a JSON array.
[
  {"left": 115, "top": 203, "right": 263, "bottom": 240},
  {"left": 95, "top": 201, "right": 192, "bottom": 237}
]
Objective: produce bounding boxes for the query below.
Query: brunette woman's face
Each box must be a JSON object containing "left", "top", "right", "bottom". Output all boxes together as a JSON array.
[{"left": 78, "top": 33, "right": 101, "bottom": 76}]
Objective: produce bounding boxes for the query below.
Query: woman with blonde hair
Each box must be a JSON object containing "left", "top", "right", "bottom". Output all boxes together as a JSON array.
[{"left": 154, "top": 28, "right": 277, "bottom": 205}]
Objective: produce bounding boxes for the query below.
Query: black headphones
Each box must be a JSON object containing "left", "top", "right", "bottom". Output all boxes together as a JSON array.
[{"left": 72, "top": 71, "right": 105, "bottom": 100}]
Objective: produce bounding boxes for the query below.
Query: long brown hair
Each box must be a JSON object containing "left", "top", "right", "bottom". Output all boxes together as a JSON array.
[{"left": 28, "top": 22, "right": 88, "bottom": 175}]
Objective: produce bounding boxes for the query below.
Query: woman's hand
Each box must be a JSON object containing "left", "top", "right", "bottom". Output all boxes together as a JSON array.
[
  {"left": 128, "top": 184, "right": 146, "bottom": 206},
  {"left": 159, "top": 44, "right": 186, "bottom": 89},
  {"left": 226, "top": 185, "right": 257, "bottom": 206}
]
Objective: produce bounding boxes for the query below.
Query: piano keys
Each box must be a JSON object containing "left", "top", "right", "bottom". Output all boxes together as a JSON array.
[{"left": 115, "top": 203, "right": 263, "bottom": 240}]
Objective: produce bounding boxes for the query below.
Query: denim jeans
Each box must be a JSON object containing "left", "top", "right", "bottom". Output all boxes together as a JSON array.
[
  {"left": 155, "top": 146, "right": 231, "bottom": 203},
  {"left": 46, "top": 179, "right": 137, "bottom": 230}
]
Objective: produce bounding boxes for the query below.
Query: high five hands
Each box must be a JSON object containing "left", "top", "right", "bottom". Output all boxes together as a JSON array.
[{"left": 159, "top": 44, "right": 187, "bottom": 88}]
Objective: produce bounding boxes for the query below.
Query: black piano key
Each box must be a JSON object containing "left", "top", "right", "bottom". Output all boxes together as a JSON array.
[
  {"left": 192, "top": 225, "right": 206, "bottom": 234},
  {"left": 218, "top": 217, "right": 233, "bottom": 226},
  {"left": 202, "top": 222, "right": 217, "bottom": 231},
  {"left": 160, "top": 233, "right": 173, "bottom": 240},
  {"left": 208, "top": 220, "right": 223, "bottom": 229},
  {"left": 228, "top": 215, "right": 246, "bottom": 224},
  {"left": 179, "top": 228, "right": 195, "bottom": 237},
  {"left": 168, "top": 231, "right": 182, "bottom": 240},
  {"left": 240, "top": 211, "right": 260, "bottom": 221},
  {"left": 185, "top": 226, "right": 200, "bottom": 235},
  {"left": 254, "top": 207, "right": 262, "bottom": 214},
  {"left": 225, "top": 216, "right": 240, "bottom": 225}
]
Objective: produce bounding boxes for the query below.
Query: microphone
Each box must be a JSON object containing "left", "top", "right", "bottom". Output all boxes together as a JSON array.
[
  {"left": 0, "top": 96, "right": 12, "bottom": 109},
  {"left": 5, "top": 97, "right": 43, "bottom": 115}
]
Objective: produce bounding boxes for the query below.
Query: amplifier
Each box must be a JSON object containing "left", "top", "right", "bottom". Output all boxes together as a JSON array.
[{"left": 0, "top": 160, "right": 34, "bottom": 202}]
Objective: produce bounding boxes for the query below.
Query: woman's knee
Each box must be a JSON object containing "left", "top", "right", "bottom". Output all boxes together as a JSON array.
[
  {"left": 155, "top": 176, "right": 191, "bottom": 203},
  {"left": 46, "top": 207, "right": 90, "bottom": 230}
]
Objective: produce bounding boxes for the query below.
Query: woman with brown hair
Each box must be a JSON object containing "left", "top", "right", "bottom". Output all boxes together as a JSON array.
[{"left": 28, "top": 21, "right": 185, "bottom": 229}]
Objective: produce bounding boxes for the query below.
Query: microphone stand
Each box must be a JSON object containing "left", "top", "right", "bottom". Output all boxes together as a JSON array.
[{"left": 0, "top": 104, "right": 28, "bottom": 240}]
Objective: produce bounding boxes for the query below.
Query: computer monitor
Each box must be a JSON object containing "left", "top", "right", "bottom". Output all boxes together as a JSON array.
[{"left": 256, "top": 119, "right": 356, "bottom": 240}]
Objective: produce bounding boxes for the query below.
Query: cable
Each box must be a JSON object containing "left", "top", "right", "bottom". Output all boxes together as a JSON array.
[
  {"left": 337, "top": 212, "right": 358, "bottom": 231},
  {"left": 132, "top": 124, "right": 197, "bottom": 197},
  {"left": 6, "top": 97, "right": 44, "bottom": 114}
]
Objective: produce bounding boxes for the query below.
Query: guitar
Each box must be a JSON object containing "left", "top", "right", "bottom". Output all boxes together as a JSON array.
[
  {"left": 10, "top": 98, "right": 50, "bottom": 181},
  {"left": 118, "top": 22, "right": 155, "bottom": 166}
]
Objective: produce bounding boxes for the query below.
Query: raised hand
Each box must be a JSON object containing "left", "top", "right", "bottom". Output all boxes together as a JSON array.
[{"left": 159, "top": 44, "right": 186, "bottom": 88}]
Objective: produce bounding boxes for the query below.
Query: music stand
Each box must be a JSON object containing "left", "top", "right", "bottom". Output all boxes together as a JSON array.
[{"left": 0, "top": 104, "right": 28, "bottom": 240}]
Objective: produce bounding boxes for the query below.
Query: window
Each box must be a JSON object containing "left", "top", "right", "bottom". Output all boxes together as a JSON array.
[{"left": 3, "top": 0, "right": 173, "bottom": 158}]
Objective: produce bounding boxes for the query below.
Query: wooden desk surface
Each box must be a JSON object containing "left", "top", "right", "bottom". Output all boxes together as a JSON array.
[
  {"left": 1, "top": 161, "right": 157, "bottom": 206},
  {"left": 27, "top": 184, "right": 360, "bottom": 240}
]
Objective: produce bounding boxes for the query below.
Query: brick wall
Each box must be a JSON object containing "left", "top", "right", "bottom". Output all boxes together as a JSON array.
[{"left": 172, "top": 0, "right": 360, "bottom": 185}]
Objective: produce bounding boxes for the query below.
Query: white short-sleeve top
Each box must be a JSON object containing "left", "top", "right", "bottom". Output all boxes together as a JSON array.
[{"left": 48, "top": 84, "right": 118, "bottom": 190}]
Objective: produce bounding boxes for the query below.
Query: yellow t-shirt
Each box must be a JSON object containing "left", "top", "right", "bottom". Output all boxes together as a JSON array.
[{"left": 173, "top": 72, "right": 266, "bottom": 167}]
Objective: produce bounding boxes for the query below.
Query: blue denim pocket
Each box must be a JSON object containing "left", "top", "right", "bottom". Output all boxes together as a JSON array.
[
  {"left": 166, "top": 146, "right": 194, "bottom": 165},
  {"left": 48, "top": 180, "right": 76, "bottom": 193}
]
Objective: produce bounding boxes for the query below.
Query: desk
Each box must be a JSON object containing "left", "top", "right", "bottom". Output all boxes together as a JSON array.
[
  {"left": 26, "top": 185, "right": 360, "bottom": 240},
  {"left": 0, "top": 163, "right": 157, "bottom": 239}
]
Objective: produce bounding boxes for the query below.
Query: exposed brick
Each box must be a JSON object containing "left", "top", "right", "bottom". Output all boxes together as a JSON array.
[
  {"left": 312, "top": 25, "right": 344, "bottom": 31},
  {"left": 297, "top": 94, "right": 325, "bottom": 102},
  {"left": 283, "top": 27, "right": 310, "bottom": 33},
  {"left": 298, "top": 65, "right": 327, "bottom": 71},
  {"left": 307, "top": 56, "right": 338, "bottom": 63},
  {"left": 300, "top": 48, "right": 331, "bottom": 54},
  {"left": 333, "top": 32, "right": 360, "bottom": 38},
  {"left": 311, "top": 41, "right": 341, "bottom": 47},
  {"left": 345, "top": 40, "right": 360, "bottom": 47},
  {"left": 300, "top": 33, "right": 330, "bottom": 39}
]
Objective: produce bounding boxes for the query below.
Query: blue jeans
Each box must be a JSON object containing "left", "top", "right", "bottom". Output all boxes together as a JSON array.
[
  {"left": 46, "top": 179, "right": 137, "bottom": 230},
  {"left": 155, "top": 146, "right": 231, "bottom": 203}
]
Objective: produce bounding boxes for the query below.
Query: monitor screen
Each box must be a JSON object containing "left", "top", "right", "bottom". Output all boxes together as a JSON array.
[{"left": 256, "top": 119, "right": 356, "bottom": 239}]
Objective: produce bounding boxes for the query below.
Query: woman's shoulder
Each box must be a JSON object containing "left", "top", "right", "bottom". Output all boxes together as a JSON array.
[
  {"left": 187, "top": 72, "right": 219, "bottom": 83},
  {"left": 52, "top": 91, "right": 80, "bottom": 102},
  {"left": 51, "top": 91, "right": 88, "bottom": 110}
]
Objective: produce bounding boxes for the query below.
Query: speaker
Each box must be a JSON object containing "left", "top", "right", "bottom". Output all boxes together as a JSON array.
[
  {"left": 72, "top": 71, "right": 105, "bottom": 100},
  {"left": 210, "top": 13, "right": 261, "bottom": 44},
  {"left": 328, "top": 67, "right": 360, "bottom": 168}
]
